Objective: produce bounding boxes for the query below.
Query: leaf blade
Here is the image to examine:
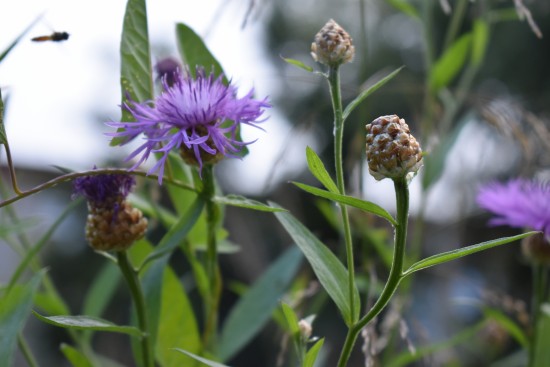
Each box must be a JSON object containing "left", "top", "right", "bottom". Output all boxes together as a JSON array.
[
  {"left": 403, "top": 232, "right": 538, "bottom": 277},
  {"left": 305, "top": 147, "right": 339, "bottom": 193},
  {"left": 212, "top": 194, "right": 287, "bottom": 212},
  {"left": 272, "top": 203, "right": 360, "bottom": 325},
  {"left": 33, "top": 312, "right": 143, "bottom": 337}
]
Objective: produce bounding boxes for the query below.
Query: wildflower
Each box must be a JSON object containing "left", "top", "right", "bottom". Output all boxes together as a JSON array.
[
  {"left": 311, "top": 19, "right": 355, "bottom": 67},
  {"left": 73, "top": 173, "right": 147, "bottom": 251},
  {"left": 365, "top": 115, "right": 423, "bottom": 181},
  {"left": 107, "top": 68, "right": 270, "bottom": 184},
  {"left": 476, "top": 179, "right": 550, "bottom": 237}
]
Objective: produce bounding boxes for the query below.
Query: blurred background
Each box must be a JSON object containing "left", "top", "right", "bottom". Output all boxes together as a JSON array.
[{"left": 2, "top": 0, "right": 550, "bottom": 366}]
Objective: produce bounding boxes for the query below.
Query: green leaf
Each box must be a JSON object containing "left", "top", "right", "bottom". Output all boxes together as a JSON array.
[
  {"left": 342, "top": 66, "right": 403, "bottom": 121},
  {"left": 0, "top": 14, "right": 42, "bottom": 63},
  {"left": 429, "top": 33, "right": 472, "bottom": 92},
  {"left": 304, "top": 338, "right": 325, "bottom": 367},
  {"left": 219, "top": 247, "right": 303, "bottom": 361},
  {"left": 140, "top": 198, "right": 204, "bottom": 270},
  {"left": 112, "top": 0, "right": 153, "bottom": 145},
  {"left": 172, "top": 349, "right": 231, "bottom": 367},
  {"left": 403, "top": 232, "right": 538, "bottom": 277},
  {"left": 471, "top": 20, "right": 489, "bottom": 67},
  {"left": 292, "top": 182, "right": 397, "bottom": 226},
  {"left": 8, "top": 199, "right": 81, "bottom": 292},
  {"left": 272, "top": 203, "right": 360, "bottom": 325},
  {"left": 155, "top": 255, "right": 201, "bottom": 367},
  {"left": 175, "top": 23, "right": 224, "bottom": 79},
  {"left": 305, "top": 147, "right": 339, "bottom": 193},
  {"left": 212, "top": 194, "right": 287, "bottom": 212},
  {"left": 281, "top": 303, "right": 300, "bottom": 335},
  {"left": 60, "top": 343, "right": 94, "bottom": 367},
  {"left": 533, "top": 303, "right": 550, "bottom": 367},
  {"left": 281, "top": 56, "right": 314, "bottom": 72},
  {"left": 0, "top": 271, "right": 44, "bottom": 366},
  {"left": 33, "top": 312, "right": 143, "bottom": 337},
  {"left": 385, "top": 0, "right": 420, "bottom": 19}
]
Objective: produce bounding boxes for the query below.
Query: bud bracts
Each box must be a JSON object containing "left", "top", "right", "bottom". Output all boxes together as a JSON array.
[
  {"left": 85, "top": 201, "right": 148, "bottom": 252},
  {"left": 365, "top": 115, "right": 423, "bottom": 181},
  {"left": 311, "top": 19, "right": 355, "bottom": 67}
]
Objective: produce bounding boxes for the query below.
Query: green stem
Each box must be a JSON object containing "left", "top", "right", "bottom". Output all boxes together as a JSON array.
[
  {"left": 528, "top": 264, "right": 546, "bottom": 367},
  {"left": 327, "top": 65, "right": 357, "bottom": 324},
  {"left": 117, "top": 251, "right": 154, "bottom": 367},
  {"left": 201, "top": 165, "right": 221, "bottom": 349},
  {"left": 18, "top": 333, "right": 39, "bottom": 367},
  {"left": 337, "top": 177, "right": 409, "bottom": 367}
]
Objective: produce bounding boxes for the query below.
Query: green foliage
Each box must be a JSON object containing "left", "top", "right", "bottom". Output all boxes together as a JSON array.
[
  {"left": 213, "top": 194, "right": 287, "bottom": 212},
  {"left": 176, "top": 23, "right": 224, "bottom": 79},
  {"left": 272, "top": 203, "right": 360, "bottom": 326},
  {"left": 0, "top": 271, "right": 44, "bottom": 366},
  {"left": 281, "top": 56, "right": 314, "bottom": 72},
  {"left": 0, "top": 14, "right": 42, "bottom": 63},
  {"left": 172, "top": 349, "right": 231, "bottom": 367},
  {"left": 304, "top": 338, "right": 324, "bottom": 367},
  {"left": 429, "top": 33, "right": 472, "bottom": 92},
  {"left": 60, "top": 344, "right": 94, "bottom": 367},
  {"left": 306, "top": 147, "right": 339, "bottom": 193},
  {"left": 533, "top": 304, "right": 550, "bottom": 366},
  {"left": 219, "top": 247, "right": 303, "bottom": 361},
  {"left": 292, "top": 182, "right": 397, "bottom": 226},
  {"left": 403, "top": 232, "right": 539, "bottom": 277},
  {"left": 33, "top": 312, "right": 143, "bottom": 337}
]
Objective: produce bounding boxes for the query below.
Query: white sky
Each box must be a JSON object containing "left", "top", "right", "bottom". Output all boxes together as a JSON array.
[{"left": 0, "top": 0, "right": 314, "bottom": 195}]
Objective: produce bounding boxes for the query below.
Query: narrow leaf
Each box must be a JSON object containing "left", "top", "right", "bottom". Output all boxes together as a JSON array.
[
  {"left": 343, "top": 66, "right": 403, "bottom": 120},
  {"left": 272, "top": 203, "right": 360, "bottom": 325},
  {"left": 386, "top": 0, "right": 420, "bottom": 19},
  {"left": 60, "top": 343, "right": 94, "bottom": 367},
  {"left": 175, "top": 23, "right": 224, "bottom": 79},
  {"left": 305, "top": 147, "right": 339, "bottom": 193},
  {"left": 292, "top": 182, "right": 397, "bottom": 226},
  {"left": 429, "top": 33, "right": 472, "bottom": 92},
  {"left": 219, "top": 247, "right": 303, "bottom": 361},
  {"left": 0, "top": 88, "right": 6, "bottom": 145},
  {"left": 0, "top": 271, "right": 44, "bottom": 366},
  {"left": 213, "top": 194, "right": 287, "bottom": 212},
  {"left": 483, "top": 307, "right": 528, "bottom": 348},
  {"left": 112, "top": 0, "right": 153, "bottom": 145},
  {"left": 140, "top": 198, "right": 204, "bottom": 269},
  {"left": 172, "top": 349, "right": 232, "bottom": 367},
  {"left": 471, "top": 20, "right": 489, "bottom": 67},
  {"left": 281, "top": 56, "right": 314, "bottom": 72},
  {"left": 0, "top": 14, "right": 42, "bottom": 63},
  {"left": 8, "top": 199, "right": 81, "bottom": 292},
  {"left": 304, "top": 338, "right": 325, "bottom": 367},
  {"left": 281, "top": 303, "right": 300, "bottom": 335},
  {"left": 403, "top": 232, "right": 538, "bottom": 277},
  {"left": 33, "top": 312, "right": 143, "bottom": 337}
]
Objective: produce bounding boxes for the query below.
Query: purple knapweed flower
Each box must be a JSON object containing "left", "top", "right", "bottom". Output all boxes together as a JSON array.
[
  {"left": 73, "top": 173, "right": 135, "bottom": 206},
  {"left": 476, "top": 178, "right": 550, "bottom": 237},
  {"left": 107, "top": 68, "right": 270, "bottom": 184}
]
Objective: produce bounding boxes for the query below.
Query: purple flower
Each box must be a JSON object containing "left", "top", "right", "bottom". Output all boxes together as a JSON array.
[
  {"left": 107, "top": 68, "right": 270, "bottom": 184},
  {"left": 476, "top": 178, "right": 550, "bottom": 236},
  {"left": 73, "top": 173, "right": 135, "bottom": 205}
]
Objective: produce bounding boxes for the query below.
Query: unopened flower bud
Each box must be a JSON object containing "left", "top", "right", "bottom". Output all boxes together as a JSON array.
[
  {"left": 365, "top": 115, "right": 423, "bottom": 181},
  {"left": 73, "top": 173, "right": 147, "bottom": 251},
  {"left": 311, "top": 19, "right": 355, "bottom": 67},
  {"left": 522, "top": 232, "right": 550, "bottom": 265},
  {"left": 298, "top": 319, "right": 312, "bottom": 340}
]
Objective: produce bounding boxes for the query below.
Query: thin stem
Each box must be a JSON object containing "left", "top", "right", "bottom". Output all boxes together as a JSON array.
[
  {"left": 18, "top": 333, "right": 39, "bottom": 367},
  {"left": 327, "top": 65, "right": 357, "bottom": 324},
  {"left": 528, "top": 264, "right": 547, "bottom": 367},
  {"left": 3, "top": 142, "right": 23, "bottom": 195},
  {"left": 337, "top": 177, "right": 409, "bottom": 367},
  {"left": 0, "top": 167, "right": 196, "bottom": 208},
  {"left": 443, "top": 0, "right": 468, "bottom": 50},
  {"left": 201, "top": 165, "right": 222, "bottom": 349},
  {"left": 116, "top": 251, "right": 154, "bottom": 367}
]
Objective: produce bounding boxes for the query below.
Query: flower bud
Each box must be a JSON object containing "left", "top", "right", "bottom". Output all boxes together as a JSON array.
[
  {"left": 365, "top": 115, "right": 423, "bottom": 181},
  {"left": 73, "top": 173, "right": 147, "bottom": 251},
  {"left": 298, "top": 319, "right": 312, "bottom": 340},
  {"left": 521, "top": 232, "right": 550, "bottom": 265},
  {"left": 311, "top": 19, "right": 355, "bottom": 67}
]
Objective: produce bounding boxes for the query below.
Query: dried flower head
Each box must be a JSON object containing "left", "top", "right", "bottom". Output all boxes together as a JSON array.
[
  {"left": 73, "top": 173, "right": 147, "bottom": 251},
  {"left": 477, "top": 178, "right": 550, "bottom": 238},
  {"left": 521, "top": 233, "right": 550, "bottom": 265},
  {"left": 311, "top": 19, "right": 355, "bottom": 67},
  {"left": 154, "top": 57, "right": 181, "bottom": 86},
  {"left": 365, "top": 115, "right": 423, "bottom": 181},
  {"left": 108, "top": 68, "right": 270, "bottom": 184}
]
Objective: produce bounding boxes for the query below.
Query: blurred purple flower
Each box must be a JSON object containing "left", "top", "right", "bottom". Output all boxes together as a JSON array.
[
  {"left": 73, "top": 173, "right": 135, "bottom": 205},
  {"left": 154, "top": 57, "right": 180, "bottom": 86},
  {"left": 108, "top": 68, "right": 270, "bottom": 184},
  {"left": 476, "top": 178, "right": 550, "bottom": 236}
]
